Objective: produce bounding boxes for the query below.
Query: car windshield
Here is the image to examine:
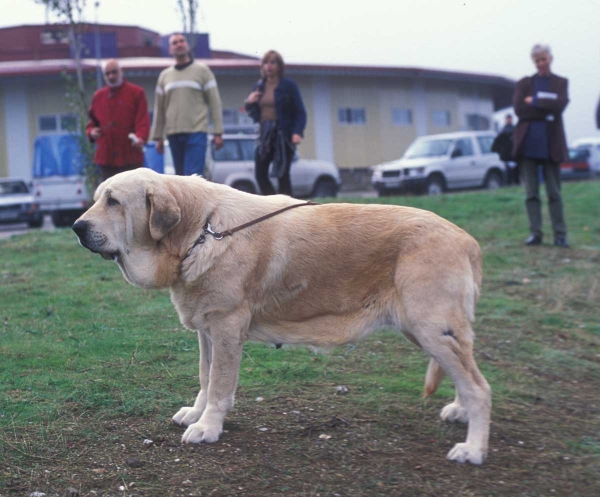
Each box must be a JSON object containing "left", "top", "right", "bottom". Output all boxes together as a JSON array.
[
  {"left": 405, "top": 139, "right": 453, "bottom": 159},
  {"left": 0, "top": 181, "right": 28, "bottom": 195},
  {"left": 213, "top": 141, "right": 241, "bottom": 161},
  {"left": 569, "top": 147, "right": 590, "bottom": 162}
]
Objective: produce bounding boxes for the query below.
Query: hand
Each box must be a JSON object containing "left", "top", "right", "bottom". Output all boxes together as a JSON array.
[
  {"left": 291, "top": 134, "right": 302, "bottom": 146},
  {"left": 524, "top": 96, "right": 534, "bottom": 105},
  {"left": 213, "top": 135, "right": 224, "bottom": 150},
  {"left": 133, "top": 140, "right": 145, "bottom": 151},
  {"left": 246, "top": 91, "right": 262, "bottom": 104},
  {"left": 90, "top": 127, "right": 102, "bottom": 140},
  {"left": 155, "top": 140, "right": 164, "bottom": 155}
]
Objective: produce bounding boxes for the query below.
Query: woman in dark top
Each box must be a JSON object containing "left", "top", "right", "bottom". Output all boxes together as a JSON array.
[
  {"left": 512, "top": 43, "right": 569, "bottom": 247},
  {"left": 244, "top": 50, "right": 307, "bottom": 196}
]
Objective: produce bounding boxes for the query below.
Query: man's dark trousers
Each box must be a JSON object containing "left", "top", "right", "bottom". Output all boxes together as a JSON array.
[{"left": 520, "top": 158, "right": 567, "bottom": 238}]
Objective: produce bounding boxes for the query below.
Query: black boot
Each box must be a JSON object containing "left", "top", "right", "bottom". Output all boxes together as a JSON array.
[
  {"left": 554, "top": 236, "right": 570, "bottom": 248},
  {"left": 525, "top": 234, "right": 543, "bottom": 246}
]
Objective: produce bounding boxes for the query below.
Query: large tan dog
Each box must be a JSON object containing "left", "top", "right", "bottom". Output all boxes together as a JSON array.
[{"left": 72, "top": 168, "right": 491, "bottom": 465}]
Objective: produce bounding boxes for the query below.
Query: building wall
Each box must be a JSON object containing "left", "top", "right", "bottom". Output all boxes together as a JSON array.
[
  {"left": 330, "top": 76, "right": 384, "bottom": 168},
  {"left": 378, "top": 80, "right": 417, "bottom": 163},
  {"left": 0, "top": 72, "right": 498, "bottom": 178},
  {"left": 0, "top": 86, "right": 7, "bottom": 177}
]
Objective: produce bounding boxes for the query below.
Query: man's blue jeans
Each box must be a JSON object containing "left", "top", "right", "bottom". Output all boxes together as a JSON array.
[{"left": 167, "top": 132, "right": 208, "bottom": 176}]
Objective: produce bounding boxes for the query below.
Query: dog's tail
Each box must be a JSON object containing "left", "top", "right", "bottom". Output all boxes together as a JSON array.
[{"left": 423, "top": 358, "right": 445, "bottom": 397}]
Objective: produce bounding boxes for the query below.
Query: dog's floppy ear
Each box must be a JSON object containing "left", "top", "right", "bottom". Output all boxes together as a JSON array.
[{"left": 147, "top": 183, "right": 181, "bottom": 241}]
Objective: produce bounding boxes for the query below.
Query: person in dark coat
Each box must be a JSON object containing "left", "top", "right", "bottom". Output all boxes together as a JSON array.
[
  {"left": 244, "top": 50, "right": 307, "bottom": 196},
  {"left": 86, "top": 59, "right": 150, "bottom": 182},
  {"left": 492, "top": 114, "right": 519, "bottom": 185},
  {"left": 512, "top": 44, "right": 569, "bottom": 247}
]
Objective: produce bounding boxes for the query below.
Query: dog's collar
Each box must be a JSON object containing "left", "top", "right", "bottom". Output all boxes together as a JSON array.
[{"left": 181, "top": 201, "right": 319, "bottom": 263}]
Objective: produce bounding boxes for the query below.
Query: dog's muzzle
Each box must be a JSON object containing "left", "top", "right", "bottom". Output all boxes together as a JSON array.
[{"left": 72, "top": 220, "right": 119, "bottom": 261}]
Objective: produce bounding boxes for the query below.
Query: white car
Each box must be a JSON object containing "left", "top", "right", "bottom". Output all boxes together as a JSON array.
[
  {"left": 0, "top": 178, "right": 43, "bottom": 228},
  {"left": 160, "top": 134, "right": 341, "bottom": 198},
  {"left": 371, "top": 131, "right": 506, "bottom": 196},
  {"left": 571, "top": 137, "right": 600, "bottom": 177}
]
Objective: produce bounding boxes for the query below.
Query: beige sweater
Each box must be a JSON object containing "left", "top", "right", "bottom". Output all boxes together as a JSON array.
[{"left": 151, "top": 62, "right": 223, "bottom": 139}]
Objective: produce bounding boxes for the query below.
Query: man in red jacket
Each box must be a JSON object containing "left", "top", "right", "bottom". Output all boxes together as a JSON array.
[{"left": 86, "top": 59, "right": 150, "bottom": 182}]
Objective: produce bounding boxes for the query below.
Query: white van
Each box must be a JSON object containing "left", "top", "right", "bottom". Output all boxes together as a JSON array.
[{"left": 571, "top": 137, "right": 600, "bottom": 177}]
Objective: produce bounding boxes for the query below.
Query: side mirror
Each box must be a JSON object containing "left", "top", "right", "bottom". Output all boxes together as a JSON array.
[{"left": 451, "top": 148, "right": 462, "bottom": 159}]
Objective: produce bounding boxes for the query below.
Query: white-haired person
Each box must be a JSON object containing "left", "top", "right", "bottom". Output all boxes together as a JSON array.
[{"left": 512, "top": 43, "right": 569, "bottom": 247}]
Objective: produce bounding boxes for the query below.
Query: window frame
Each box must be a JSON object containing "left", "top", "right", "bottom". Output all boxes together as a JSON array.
[
  {"left": 431, "top": 110, "right": 451, "bottom": 127},
  {"left": 338, "top": 107, "right": 367, "bottom": 126},
  {"left": 391, "top": 108, "right": 413, "bottom": 126}
]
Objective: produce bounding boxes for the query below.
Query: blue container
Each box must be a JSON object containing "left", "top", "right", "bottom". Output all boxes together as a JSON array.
[
  {"left": 32, "top": 134, "right": 83, "bottom": 178},
  {"left": 144, "top": 142, "right": 164, "bottom": 173}
]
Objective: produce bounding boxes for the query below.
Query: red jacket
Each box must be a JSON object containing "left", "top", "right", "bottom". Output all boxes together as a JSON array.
[{"left": 86, "top": 80, "right": 150, "bottom": 167}]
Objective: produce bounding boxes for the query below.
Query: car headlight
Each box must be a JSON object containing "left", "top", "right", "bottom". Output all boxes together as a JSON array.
[{"left": 405, "top": 167, "right": 425, "bottom": 177}]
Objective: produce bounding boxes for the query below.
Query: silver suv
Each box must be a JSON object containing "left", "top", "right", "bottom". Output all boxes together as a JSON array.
[
  {"left": 201, "top": 134, "right": 341, "bottom": 198},
  {"left": 161, "top": 134, "right": 341, "bottom": 197},
  {"left": 371, "top": 131, "right": 506, "bottom": 195}
]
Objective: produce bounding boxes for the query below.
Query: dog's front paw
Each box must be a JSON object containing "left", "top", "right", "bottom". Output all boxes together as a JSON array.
[
  {"left": 440, "top": 402, "right": 469, "bottom": 424},
  {"left": 181, "top": 421, "right": 223, "bottom": 444},
  {"left": 172, "top": 407, "right": 204, "bottom": 427},
  {"left": 446, "top": 443, "right": 486, "bottom": 465}
]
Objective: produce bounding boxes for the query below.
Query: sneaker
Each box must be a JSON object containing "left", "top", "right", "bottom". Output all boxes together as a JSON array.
[{"left": 554, "top": 237, "right": 570, "bottom": 248}]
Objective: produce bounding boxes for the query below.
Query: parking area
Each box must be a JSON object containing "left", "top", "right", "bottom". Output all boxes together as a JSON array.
[{"left": 0, "top": 214, "right": 54, "bottom": 240}]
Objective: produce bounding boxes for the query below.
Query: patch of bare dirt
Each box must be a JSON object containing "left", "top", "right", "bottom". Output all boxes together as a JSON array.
[{"left": 2, "top": 386, "right": 599, "bottom": 497}]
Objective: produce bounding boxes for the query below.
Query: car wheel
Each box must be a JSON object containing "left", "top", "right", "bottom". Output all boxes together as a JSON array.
[
  {"left": 51, "top": 211, "right": 80, "bottom": 228},
  {"left": 485, "top": 170, "right": 503, "bottom": 190},
  {"left": 231, "top": 181, "right": 257, "bottom": 194},
  {"left": 426, "top": 175, "right": 445, "bottom": 195},
  {"left": 312, "top": 177, "right": 338, "bottom": 198},
  {"left": 28, "top": 216, "right": 44, "bottom": 229}
]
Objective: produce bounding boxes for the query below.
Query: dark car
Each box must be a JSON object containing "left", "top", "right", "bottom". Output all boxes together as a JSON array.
[
  {"left": 0, "top": 178, "right": 43, "bottom": 228},
  {"left": 560, "top": 148, "right": 592, "bottom": 181}
]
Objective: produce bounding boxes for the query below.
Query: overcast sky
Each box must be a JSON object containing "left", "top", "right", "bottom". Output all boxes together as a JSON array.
[{"left": 1, "top": 0, "right": 599, "bottom": 141}]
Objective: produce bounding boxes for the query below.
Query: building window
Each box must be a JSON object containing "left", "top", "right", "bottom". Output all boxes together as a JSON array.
[
  {"left": 338, "top": 108, "right": 366, "bottom": 125},
  {"left": 38, "top": 114, "right": 79, "bottom": 134},
  {"left": 392, "top": 108, "right": 412, "bottom": 126},
  {"left": 466, "top": 113, "right": 490, "bottom": 131},
  {"left": 432, "top": 110, "right": 451, "bottom": 127}
]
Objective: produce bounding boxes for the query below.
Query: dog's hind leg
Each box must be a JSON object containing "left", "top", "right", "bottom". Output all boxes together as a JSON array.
[
  {"left": 413, "top": 320, "right": 491, "bottom": 465},
  {"left": 173, "top": 331, "right": 212, "bottom": 427}
]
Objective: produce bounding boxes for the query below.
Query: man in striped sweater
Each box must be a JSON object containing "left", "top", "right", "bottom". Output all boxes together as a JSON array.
[{"left": 151, "top": 33, "right": 224, "bottom": 176}]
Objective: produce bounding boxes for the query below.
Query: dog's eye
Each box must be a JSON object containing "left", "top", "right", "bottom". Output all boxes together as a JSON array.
[{"left": 107, "top": 197, "right": 120, "bottom": 207}]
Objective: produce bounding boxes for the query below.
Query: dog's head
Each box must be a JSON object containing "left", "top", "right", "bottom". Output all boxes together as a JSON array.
[{"left": 72, "top": 169, "right": 183, "bottom": 288}]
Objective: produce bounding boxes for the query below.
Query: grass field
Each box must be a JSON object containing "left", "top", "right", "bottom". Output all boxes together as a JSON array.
[{"left": 1, "top": 182, "right": 599, "bottom": 497}]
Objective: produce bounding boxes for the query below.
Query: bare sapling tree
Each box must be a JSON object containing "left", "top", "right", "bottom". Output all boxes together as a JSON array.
[
  {"left": 35, "top": 0, "right": 99, "bottom": 195},
  {"left": 176, "top": 0, "right": 200, "bottom": 54}
]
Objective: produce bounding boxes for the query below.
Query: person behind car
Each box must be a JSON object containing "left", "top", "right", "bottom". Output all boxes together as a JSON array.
[
  {"left": 85, "top": 59, "right": 150, "bottom": 182},
  {"left": 492, "top": 114, "right": 519, "bottom": 185},
  {"left": 244, "top": 50, "right": 307, "bottom": 196},
  {"left": 512, "top": 43, "right": 569, "bottom": 248},
  {"left": 150, "top": 33, "right": 224, "bottom": 176}
]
